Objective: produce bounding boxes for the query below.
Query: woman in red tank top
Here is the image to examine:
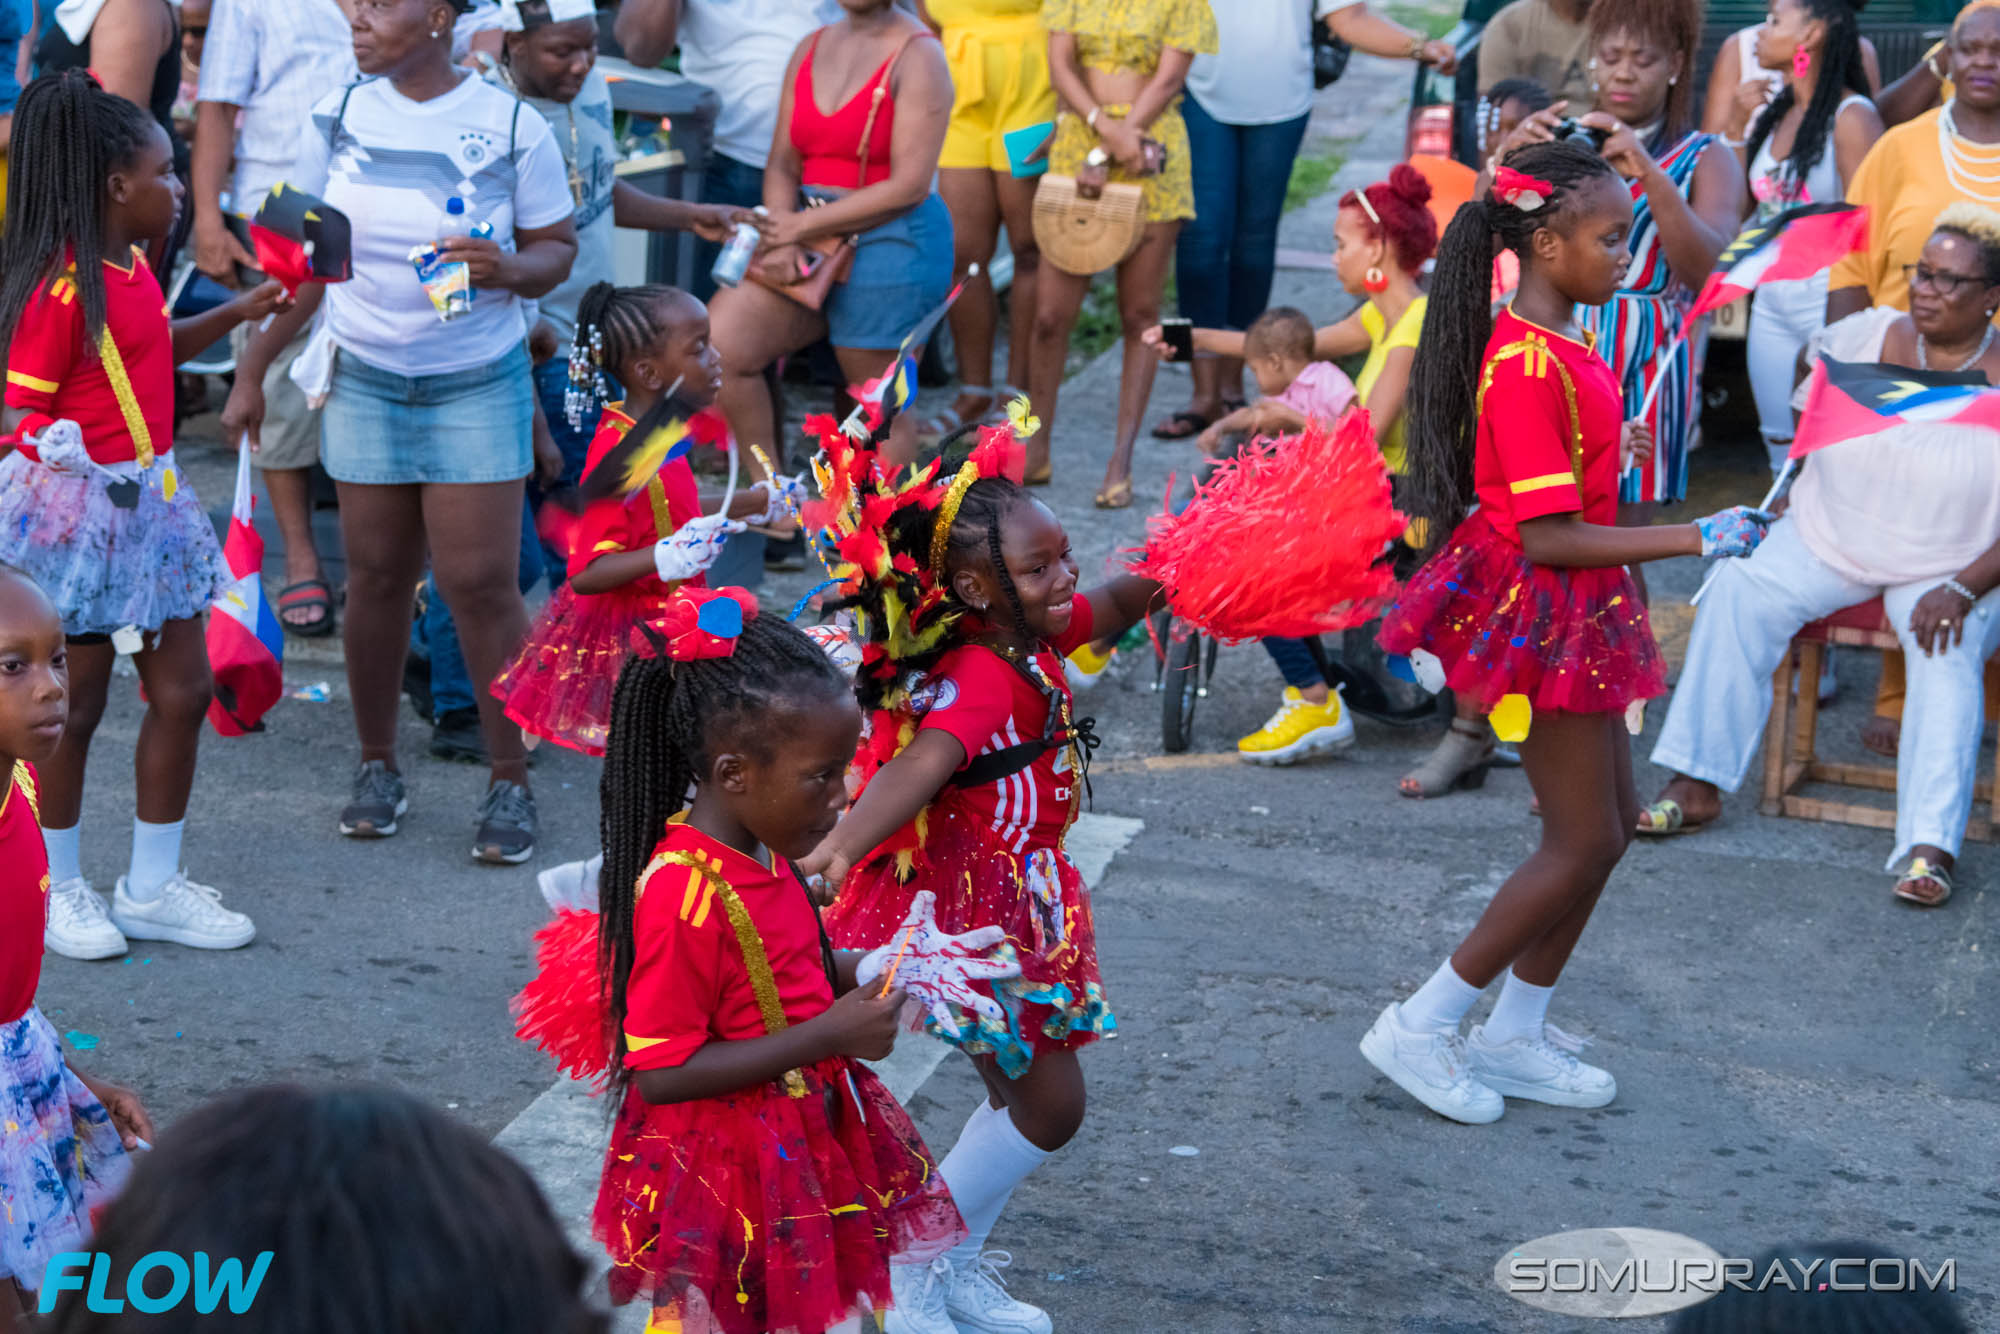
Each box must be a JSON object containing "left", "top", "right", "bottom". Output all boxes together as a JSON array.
[{"left": 708, "top": 0, "right": 955, "bottom": 469}]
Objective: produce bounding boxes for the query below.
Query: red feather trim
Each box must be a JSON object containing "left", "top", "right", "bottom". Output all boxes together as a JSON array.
[
  {"left": 1128, "top": 413, "right": 1406, "bottom": 641},
  {"left": 510, "top": 908, "right": 612, "bottom": 1086}
]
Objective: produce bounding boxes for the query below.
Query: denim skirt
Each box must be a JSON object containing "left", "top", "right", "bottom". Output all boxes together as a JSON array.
[
  {"left": 806, "top": 188, "right": 955, "bottom": 351},
  {"left": 322, "top": 342, "right": 534, "bottom": 485}
]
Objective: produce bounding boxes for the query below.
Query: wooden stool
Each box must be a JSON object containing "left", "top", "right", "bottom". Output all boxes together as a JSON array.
[{"left": 1759, "top": 597, "right": 2000, "bottom": 839}]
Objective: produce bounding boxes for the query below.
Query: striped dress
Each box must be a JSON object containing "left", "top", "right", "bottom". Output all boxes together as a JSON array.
[{"left": 1578, "top": 131, "right": 1718, "bottom": 506}]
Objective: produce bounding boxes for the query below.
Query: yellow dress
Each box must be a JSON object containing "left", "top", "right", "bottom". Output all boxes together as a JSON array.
[
  {"left": 932, "top": 0, "right": 1056, "bottom": 172},
  {"left": 1039, "top": 0, "right": 1218, "bottom": 223}
]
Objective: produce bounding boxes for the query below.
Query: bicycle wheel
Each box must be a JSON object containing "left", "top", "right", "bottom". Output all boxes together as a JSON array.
[{"left": 1162, "top": 620, "right": 1203, "bottom": 753}]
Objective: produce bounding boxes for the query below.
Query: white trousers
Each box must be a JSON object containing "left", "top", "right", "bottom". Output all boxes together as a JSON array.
[
  {"left": 1652, "top": 520, "right": 2000, "bottom": 868},
  {"left": 1744, "top": 274, "right": 1829, "bottom": 475}
]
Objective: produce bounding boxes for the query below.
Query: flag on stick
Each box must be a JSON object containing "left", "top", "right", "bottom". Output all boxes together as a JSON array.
[
  {"left": 205, "top": 440, "right": 284, "bottom": 736},
  {"left": 249, "top": 182, "right": 353, "bottom": 297},
  {"left": 1791, "top": 356, "right": 2000, "bottom": 458},
  {"left": 842, "top": 268, "right": 975, "bottom": 437},
  {"left": 1689, "top": 203, "right": 1869, "bottom": 321}
]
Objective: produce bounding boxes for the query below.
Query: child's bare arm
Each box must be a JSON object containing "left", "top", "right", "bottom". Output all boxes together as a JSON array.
[
  {"left": 1083, "top": 575, "right": 1164, "bottom": 645},
  {"left": 798, "top": 730, "right": 966, "bottom": 890},
  {"left": 634, "top": 985, "right": 906, "bottom": 1103}
]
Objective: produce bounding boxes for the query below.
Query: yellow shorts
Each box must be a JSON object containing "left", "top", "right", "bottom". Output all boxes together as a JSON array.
[{"left": 938, "top": 14, "right": 1057, "bottom": 173}]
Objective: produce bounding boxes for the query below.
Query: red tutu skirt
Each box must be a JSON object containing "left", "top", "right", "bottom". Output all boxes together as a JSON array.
[
  {"left": 596, "top": 1056, "right": 962, "bottom": 1333},
  {"left": 826, "top": 804, "right": 1115, "bottom": 1078},
  {"left": 1378, "top": 509, "right": 1666, "bottom": 714},
  {"left": 492, "top": 584, "right": 661, "bottom": 756}
]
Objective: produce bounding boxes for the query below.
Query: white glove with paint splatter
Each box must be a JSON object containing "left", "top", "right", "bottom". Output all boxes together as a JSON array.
[{"left": 854, "top": 890, "right": 1020, "bottom": 1037}]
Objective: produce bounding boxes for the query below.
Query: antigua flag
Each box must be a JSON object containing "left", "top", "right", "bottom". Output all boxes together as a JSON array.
[
  {"left": 249, "top": 182, "right": 353, "bottom": 298},
  {"left": 206, "top": 441, "right": 284, "bottom": 736},
  {"left": 1791, "top": 356, "right": 2000, "bottom": 459},
  {"left": 844, "top": 272, "right": 972, "bottom": 435},
  {"left": 1689, "top": 204, "right": 1870, "bottom": 321},
  {"left": 576, "top": 395, "right": 730, "bottom": 503}
]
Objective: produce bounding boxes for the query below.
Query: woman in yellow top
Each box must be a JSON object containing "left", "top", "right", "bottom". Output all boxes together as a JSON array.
[
  {"left": 916, "top": 0, "right": 1055, "bottom": 443},
  {"left": 1828, "top": 0, "right": 2000, "bottom": 760},
  {"left": 1025, "top": 0, "right": 1216, "bottom": 507}
]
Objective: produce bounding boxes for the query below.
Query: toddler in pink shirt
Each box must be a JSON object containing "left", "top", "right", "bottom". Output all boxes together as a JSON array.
[{"left": 1198, "top": 307, "right": 1356, "bottom": 453}]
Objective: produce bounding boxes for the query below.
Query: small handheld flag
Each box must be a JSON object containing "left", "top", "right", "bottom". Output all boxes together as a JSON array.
[
  {"left": 1689, "top": 203, "right": 1870, "bottom": 321},
  {"left": 841, "top": 267, "right": 975, "bottom": 438},
  {"left": 205, "top": 439, "right": 285, "bottom": 736},
  {"left": 575, "top": 378, "right": 703, "bottom": 504},
  {"left": 1791, "top": 356, "right": 2000, "bottom": 459},
  {"left": 249, "top": 183, "right": 354, "bottom": 298}
]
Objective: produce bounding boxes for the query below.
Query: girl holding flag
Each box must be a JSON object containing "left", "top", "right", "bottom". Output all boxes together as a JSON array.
[
  {"left": 1643, "top": 206, "right": 2000, "bottom": 909},
  {"left": 0, "top": 72, "right": 278, "bottom": 961}
]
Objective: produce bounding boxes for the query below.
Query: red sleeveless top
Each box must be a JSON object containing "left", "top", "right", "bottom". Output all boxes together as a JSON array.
[{"left": 790, "top": 29, "right": 933, "bottom": 189}]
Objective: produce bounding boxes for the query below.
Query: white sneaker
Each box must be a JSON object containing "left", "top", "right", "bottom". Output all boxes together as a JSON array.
[
  {"left": 44, "top": 877, "right": 127, "bottom": 960},
  {"left": 537, "top": 854, "right": 601, "bottom": 913},
  {"left": 883, "top": 1257, "right": 957, "bottom": 1334},
  {"left": 1358, "top": 1003, "right": 1503, "bottom": 1125},
  {"left": 1466, "top": 1022, "right": 1617, "bottom": 1108},
  {"left": 111, "top": 872, "right": 256, "bottom": 950},
  {"left": 945, "top": 1251, "right": 1052, "bottom": 1334}
]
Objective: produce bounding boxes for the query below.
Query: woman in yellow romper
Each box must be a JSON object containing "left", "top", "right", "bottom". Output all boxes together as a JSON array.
[
  {"left": 1027, "top": 0, "right": 1216, "bottom": 506},
  {"left": 917, "top": 0, "right": 1055, "bottom": 444}
]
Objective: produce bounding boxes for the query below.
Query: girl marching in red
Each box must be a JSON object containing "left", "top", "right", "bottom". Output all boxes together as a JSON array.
[
  {"left": 0, "top": 567, "right": 153, "bottom": 1320},
  {"left": 1365, "top": 142, "right": 1773, "bottom": 1125},
  {"left": 514, "top": 590, "right": 995, "bottom": 1334},
  {"left": 0, "top": 72, "right": 282, "bottom": 962},
  {"left": 799, "top": 420, "right": 1161, "bottom": 1333},
  {"left": 492, "top": 282, "right": 795, "bottom": 756}
]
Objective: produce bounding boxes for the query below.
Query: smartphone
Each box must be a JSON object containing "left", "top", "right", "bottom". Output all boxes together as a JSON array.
[
  {"left": 794, "top": 248, "right": 825, "bottom": 281},
  {"left": 1160, "top": 318, "right": 1194, "bottom": 362},
  {"left": 1004, "top": 121, "right": 1055, "bottom": 178}
]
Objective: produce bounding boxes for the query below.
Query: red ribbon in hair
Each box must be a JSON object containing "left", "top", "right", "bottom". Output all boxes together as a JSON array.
[
  {"left": 1492, "top": 166, "right": 1554, "bottom": 213},
  {"left": 632, "top": 587, "right": 758, "bottom": 662}
]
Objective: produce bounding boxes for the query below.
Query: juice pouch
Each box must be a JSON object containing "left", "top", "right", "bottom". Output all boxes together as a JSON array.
[{"left": 408, "top": 220, "right": 494, "bottom": 322}]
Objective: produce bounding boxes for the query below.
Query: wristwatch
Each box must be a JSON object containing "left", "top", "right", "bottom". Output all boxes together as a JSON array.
[{"left": 1407, "top": 34, "right": 1426, "bottom": 61}]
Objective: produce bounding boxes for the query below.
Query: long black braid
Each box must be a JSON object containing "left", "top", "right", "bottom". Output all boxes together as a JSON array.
[
  {"left": 1403, "top": 141, "right": 1619, "bottom": 550},
  {"left": 0, "top": 71, "right": 158, "bottom": 371},
  {"left": 1744, "top": 0, "right": 1868, "bottom": 203},
  {"left": 597, "top": 612, "right": 850, "bottom": 1106},
  {"left": 565, "top": 280, "right": 684, "bottom": 428}
]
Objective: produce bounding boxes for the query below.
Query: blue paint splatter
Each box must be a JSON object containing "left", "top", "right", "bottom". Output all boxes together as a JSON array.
[{"left": 65, "top": 1031, "right": 99, "bottom": 1051}]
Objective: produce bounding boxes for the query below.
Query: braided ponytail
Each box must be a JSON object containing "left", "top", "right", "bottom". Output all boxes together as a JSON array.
[{"left": 1403, "top": 141, "right": 1618, "bottom": 548}]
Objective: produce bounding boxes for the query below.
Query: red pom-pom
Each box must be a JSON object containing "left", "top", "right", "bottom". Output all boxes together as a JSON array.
[
  {"left": 511, "top": 909, "right": 611, "bottom": 1086},
  {"left": 1128, "top": 413, "right": 1406, "bottom": 641}
]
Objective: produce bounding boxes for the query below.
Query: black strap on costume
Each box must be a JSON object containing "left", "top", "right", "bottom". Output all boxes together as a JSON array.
[
  {"left": 946, "top": 648, "right": 1099, "bottom": 806},
  {"left": 786, "top": 862, "right": 841, "bottom": 993}
]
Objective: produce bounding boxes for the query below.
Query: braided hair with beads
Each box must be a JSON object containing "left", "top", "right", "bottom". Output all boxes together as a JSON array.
[
  {"left": 596, "top": 610, "right": 851, "bottom": 1104},
  {"left": 0, "top": 71, "right": 161, "bottom": 372},
  {"left": 1402, "top": 141, "right": 1619, "bottom": 550},
  {"left": 565, "top": 280, "right": 683, "bottom": 429}
]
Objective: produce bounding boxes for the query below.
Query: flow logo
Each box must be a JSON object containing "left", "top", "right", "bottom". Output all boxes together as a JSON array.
[{"left": 38, "top": 1252, "right": 274, "bottom": 1315}]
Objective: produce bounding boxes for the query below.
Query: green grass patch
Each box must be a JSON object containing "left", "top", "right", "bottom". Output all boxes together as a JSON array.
[
  {"left": 1383, "top": 1, "right": 1460, "bottom": 40},
  {"left": 1284, "top": 148, "right": 1348, "bottom": 214}
]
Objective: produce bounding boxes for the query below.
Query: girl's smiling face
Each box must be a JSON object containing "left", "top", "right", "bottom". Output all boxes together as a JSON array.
[{"left": 952, "top": 498, "right": 1081, "bottom": 641}]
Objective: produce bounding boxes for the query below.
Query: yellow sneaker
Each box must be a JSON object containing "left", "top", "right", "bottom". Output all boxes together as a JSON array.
[
  {"left": 1237, "top": 686, "right": 1355, "bottom": 765},
  {"left": 1064, "top": 640, "right": 1116, "bottom": 693}
]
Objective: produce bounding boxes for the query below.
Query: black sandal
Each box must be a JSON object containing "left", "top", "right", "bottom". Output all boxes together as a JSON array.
[
  {"left": 1150, "top": 409, "right": 1214, "bottom": 440},
  {"left": 276, "top": 579, "right": 337, "bottom": 638}
]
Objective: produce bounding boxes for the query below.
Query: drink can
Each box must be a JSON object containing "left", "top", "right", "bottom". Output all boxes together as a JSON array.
[{"left": 711, "top": 219, "right": 762, "bottom": 288}]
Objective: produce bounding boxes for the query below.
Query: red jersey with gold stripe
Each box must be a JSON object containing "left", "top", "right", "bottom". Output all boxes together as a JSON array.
[
  {"left": 1471, "top": 307, "right": 1624, "bottom": 547},
  {"left": 0, "top": 762, "right": 50, "bottom": 1025},
  {"left": 566, "top": 404, "right": 703, "bottom": 596},
  {"left": 621, "top": 820, "right": 832, "bottom": 1072},
  {"left": 4, "top": 247, "right": 171, "bottom": 466}
]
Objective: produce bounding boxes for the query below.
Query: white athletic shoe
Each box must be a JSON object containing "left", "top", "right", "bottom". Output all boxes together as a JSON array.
[
  {"left": 537, "top": 854, "right": 602, "bottom": 913},
  {"left": 1466, "top": 1022, "right": 1617, "bottom": 1108},
  {"left": 945, "top": 1251, "right": 1052, "bottom": 1334},
  {"left": 111, "top": 872, "right": 256, "bottom": 950},
  {"left": 883, "top": 1257, "right": 957, "bottom": 1334},
  {"left": 1359, "top": 1003, "right": 1504, "bottom": 1125},
  {"left": 44, "top": 877, "right": 128, "bottom": 960}
]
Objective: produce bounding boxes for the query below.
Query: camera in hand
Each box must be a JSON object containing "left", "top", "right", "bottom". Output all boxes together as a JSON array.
[{"left": 1553, "top": 118, "right": 1612, "bottom": 150}]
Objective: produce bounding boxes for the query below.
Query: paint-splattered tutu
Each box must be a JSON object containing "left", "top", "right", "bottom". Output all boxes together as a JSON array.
[
  {"left": 595, "top": 1055, "right": 961, "bottom": 1333},
  {"left": 1378, "top": 509, "right": 1666, "bottom": 714},
  {"left": 0, "top": 452, "right": 227, "bottom": 636},
  {"left": 491, "top": 583, "right": 662, "bottom": 756},
  {"left": 0, "top": 1007, "right": 130, "bottom": 1288},
  {"left": 827, "top": 805, "right": 1116, "bottom": 1078}
]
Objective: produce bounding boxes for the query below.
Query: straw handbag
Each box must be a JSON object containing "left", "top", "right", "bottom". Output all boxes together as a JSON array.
[{"left": 1033, "top": 174, "right": 1145, "bottom": 276}]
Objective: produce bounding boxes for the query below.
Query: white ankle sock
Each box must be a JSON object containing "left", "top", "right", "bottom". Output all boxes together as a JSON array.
[
  {"left": 44, "top": 824, "right": 82, "bottom": 885},
  {"left": 938, "top": 1099, "right": 1051, "bottom": 1272},
  {"left": 1482, "top": 970, "right": 1554, "bottom": 1046},
  {"left": 125, "top": 818, "right": 185, "bottom": 903},
  {"left": 1399, "top": 959, "right": 1484, "bottom": 1034}
]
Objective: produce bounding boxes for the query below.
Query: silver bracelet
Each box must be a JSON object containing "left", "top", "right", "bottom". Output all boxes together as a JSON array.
[{"left": 1942, "top": 578, "right": 1979, "bottom": 604}]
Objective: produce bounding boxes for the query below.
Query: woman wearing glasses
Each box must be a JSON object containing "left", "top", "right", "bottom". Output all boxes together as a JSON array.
[{"left": 1639, "top": 207, "right": 2000, "bottom": 911}]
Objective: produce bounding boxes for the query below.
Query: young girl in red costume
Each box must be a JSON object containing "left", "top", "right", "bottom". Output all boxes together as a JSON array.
[
  {"left": 0, "top": 566, "right": 153, "bottom": 1321},
  {"left": 492, "top": 282, "right": 797, "bottom": 757},
  {"left": 0, "top": 72, "right": 283, "bottom": 963},
  {"left": 514, "top": 589, "right": 991, "bottom": 1334},
  {"left": 1364, "top": 141, "right": 1772, "bottom": 1125},
  {"left": 798, "top": 420, "right": 1161, "bottom": 1334}
]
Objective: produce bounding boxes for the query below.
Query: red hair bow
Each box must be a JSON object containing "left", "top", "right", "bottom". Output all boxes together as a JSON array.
[
  {"left": 1493, "top": 166, "right": 1553, "bottom": 214},
  {"left": 632, "top": 587, "right": 758, "bottom": 662}
]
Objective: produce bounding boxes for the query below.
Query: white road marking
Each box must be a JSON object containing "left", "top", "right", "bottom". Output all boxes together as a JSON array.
[{"left": 492, "top": 812, "right": 1144, "bottom": 1326}]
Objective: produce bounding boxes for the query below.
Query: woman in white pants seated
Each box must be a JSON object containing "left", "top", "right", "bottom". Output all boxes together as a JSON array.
[{"left": 1640, "top": 206, "right": 2000, "bottom": 908}]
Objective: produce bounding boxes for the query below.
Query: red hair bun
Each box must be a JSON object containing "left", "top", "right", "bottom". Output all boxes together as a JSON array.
[{"left": 1340, "top": 164, "right": 1440, "bottom": 275}]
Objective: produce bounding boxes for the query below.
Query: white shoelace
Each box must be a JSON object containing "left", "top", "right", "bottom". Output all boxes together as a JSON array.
[
  {"left": 961, "top": 1251, "right": 1027, "bottom": 1312},
  {"left": 50, "top": 882, "right": 111, "bottom": 927},
  {"left": 901, "top": 1257, "right": 950, "bottom": 1317},
  {"left": 155, "top": 875, "right": 239, "bottom": 924}
]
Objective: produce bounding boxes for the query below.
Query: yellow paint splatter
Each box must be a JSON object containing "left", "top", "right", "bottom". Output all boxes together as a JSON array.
[{"left": 1489, "top": 694, "right": 1532, "bottom": 742}]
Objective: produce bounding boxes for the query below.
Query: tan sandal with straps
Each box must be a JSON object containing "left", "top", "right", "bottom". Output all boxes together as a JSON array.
[{"left": 1398, "top": 719, "right": 1495, "bottom": 798}]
